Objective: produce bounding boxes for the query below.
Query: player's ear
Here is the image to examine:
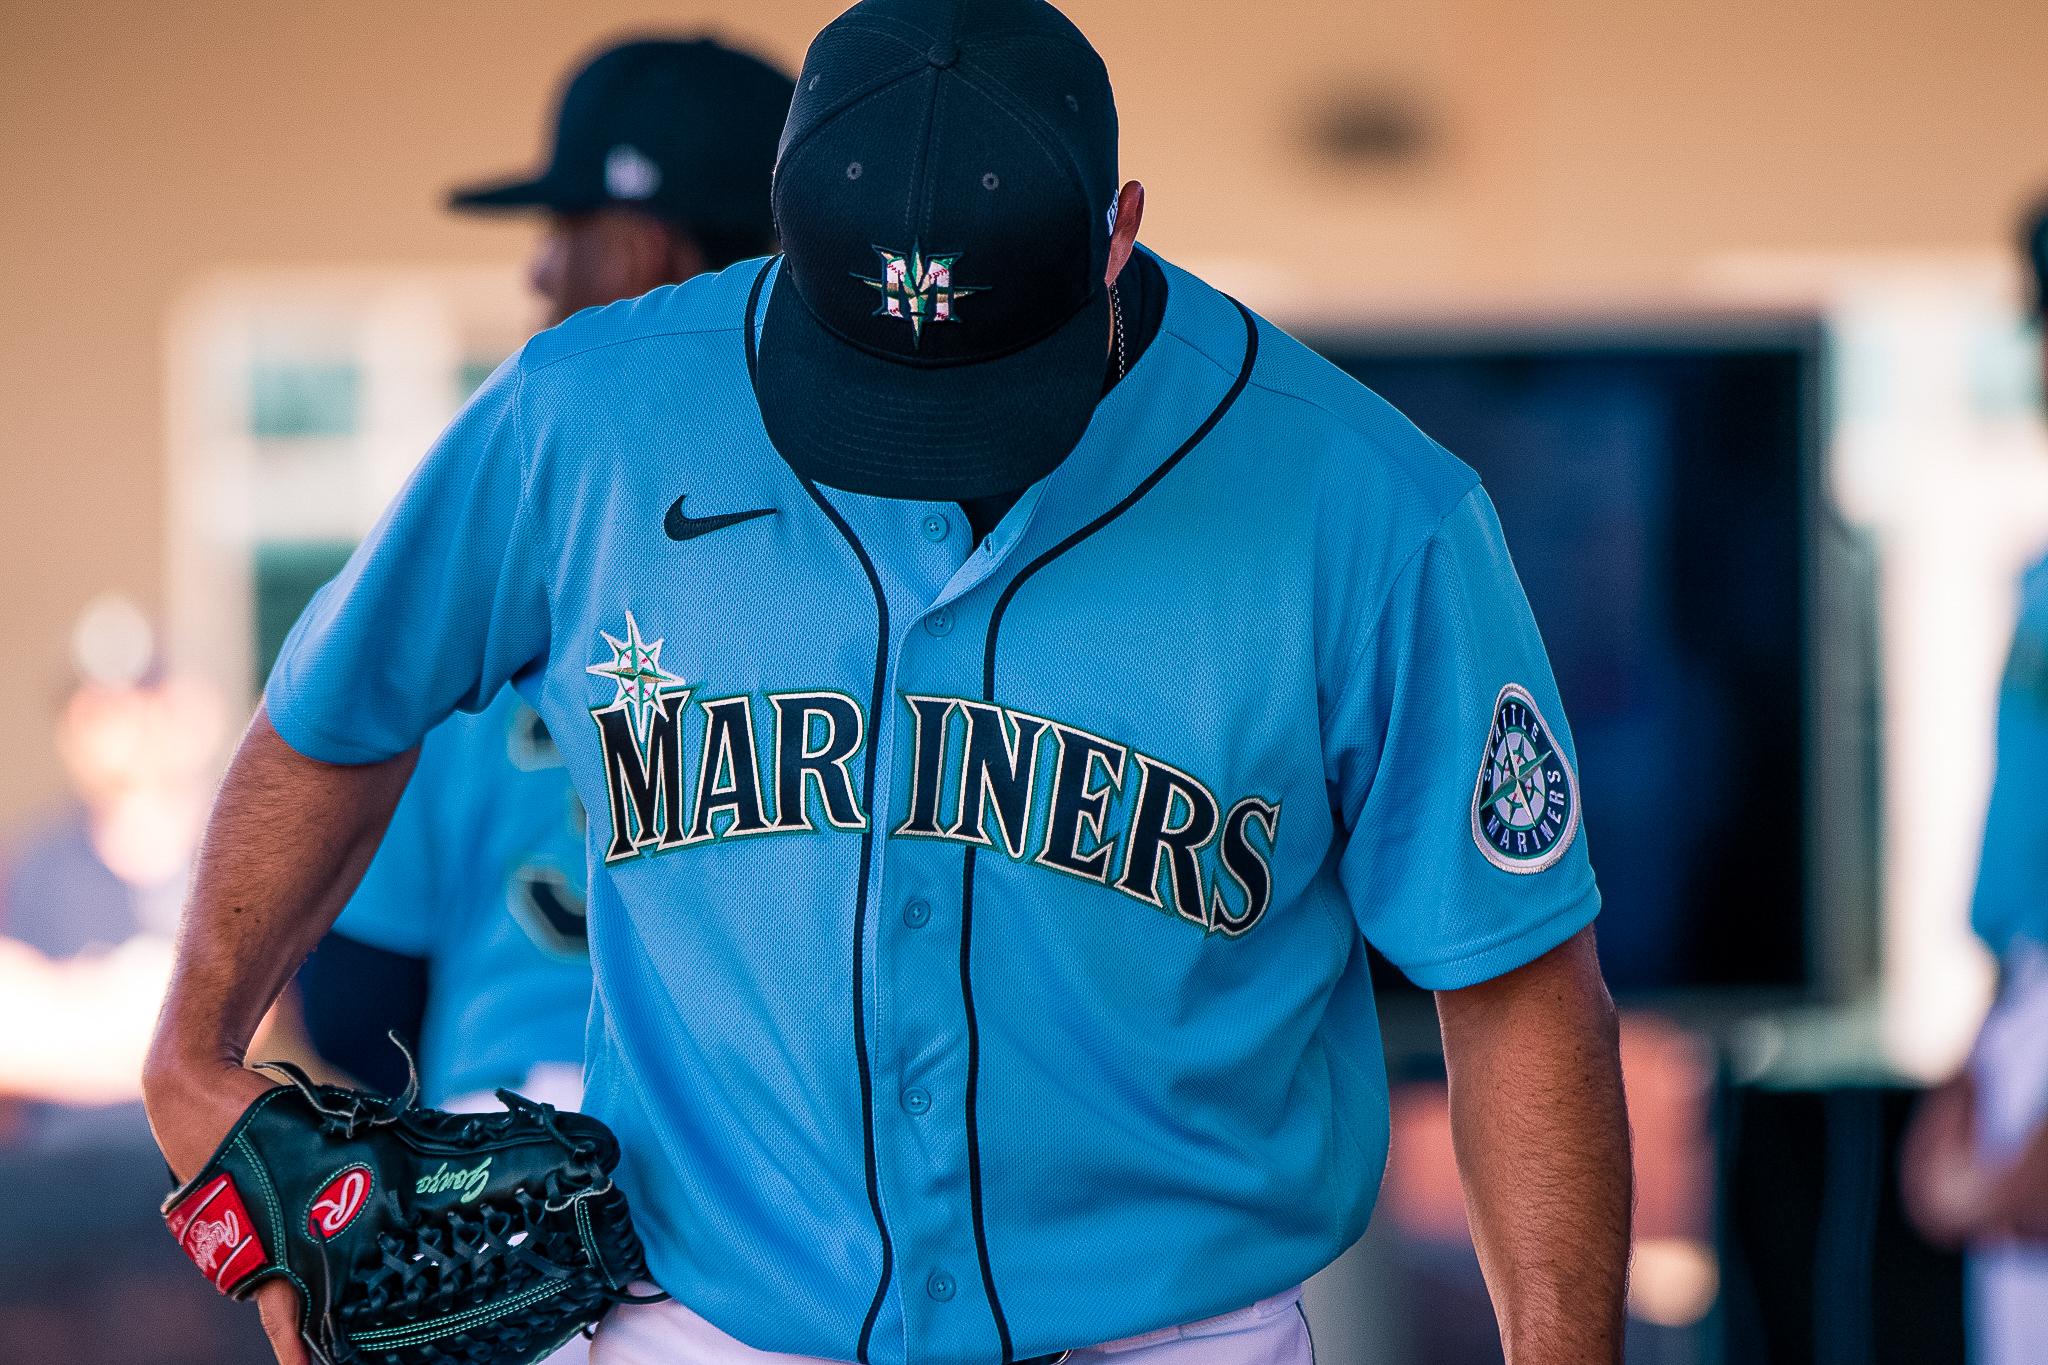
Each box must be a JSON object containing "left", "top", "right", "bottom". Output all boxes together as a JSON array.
[{"left": 1105, "top": 180, "right": 1144, "bottom": 287}]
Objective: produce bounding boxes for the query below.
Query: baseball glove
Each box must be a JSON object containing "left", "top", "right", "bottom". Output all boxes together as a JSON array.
[{"left": 161, "top": 1055, "right": 660, "bottom": 1364}]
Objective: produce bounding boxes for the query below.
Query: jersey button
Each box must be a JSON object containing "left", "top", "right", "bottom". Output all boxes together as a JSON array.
[
  {"left": 926, "top": 1270, "right": 956, "bottom": 1302},
  {"left": 902, "top": 1086, "right": 931, "bottom": 1115},
  {"left": 902, "top": 899, "right": 931, "bottom": 928},
  {"left": 921, "top": 513, "right": 951, "bottom": 542},
  {"left": 923, "top": 609, "right": 954, "bottom": 637}
]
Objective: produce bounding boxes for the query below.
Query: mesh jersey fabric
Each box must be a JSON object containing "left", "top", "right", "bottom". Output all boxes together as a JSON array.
[
  {"left": 265, "top": 248, "right": 1600, "bottom": 1365},
  {"left": 331, "top": 686, "right": 591, "bottom": 1104}
]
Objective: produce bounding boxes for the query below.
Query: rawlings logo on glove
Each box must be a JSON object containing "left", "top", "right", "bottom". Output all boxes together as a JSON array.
[
  {"left": 168, "top": 1172, "right": 269, "bottom": 1289},
  {"left": 160, "top": 1055, "right": 662, "bottom": 1365},
  {"left": 308, "top": 1165, "right": 372, "bottom": 1240}
]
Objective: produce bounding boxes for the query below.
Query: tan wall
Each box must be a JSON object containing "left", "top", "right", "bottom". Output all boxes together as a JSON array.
[{"left": 3, "top": 0, "right": 2046, "bottom": 828}]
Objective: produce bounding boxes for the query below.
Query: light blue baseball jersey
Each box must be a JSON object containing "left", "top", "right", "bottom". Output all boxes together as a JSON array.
[
  {"left": 1973, "top": 554, "right": 2048, "bottom": 958},
  {"left": 267, "top": 250, "right": 1600, "bottom": 1365},
  {"left": 332, "top": 686, "right": 590, "bottom": 1105}
]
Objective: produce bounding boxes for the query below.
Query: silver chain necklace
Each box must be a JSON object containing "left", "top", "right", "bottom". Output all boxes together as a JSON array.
[{"left": 1111, "top": 284, "right": 1128, "bottom": 382}]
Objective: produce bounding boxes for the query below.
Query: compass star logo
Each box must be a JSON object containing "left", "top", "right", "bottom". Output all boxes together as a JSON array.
[
  {"left": 1470, "top": 683, "right": 1579, "bottom": 874},
  {"left": 854, "top": 245, "right": 986, "bottom": 345},
  {"left": 586, "top": 611, "right": 683, "bottom": 744}
]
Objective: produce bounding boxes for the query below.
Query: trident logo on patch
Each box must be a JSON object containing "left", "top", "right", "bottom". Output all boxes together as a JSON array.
[{"left": 854, "top": 245, "right": 986, "bottom": 345}]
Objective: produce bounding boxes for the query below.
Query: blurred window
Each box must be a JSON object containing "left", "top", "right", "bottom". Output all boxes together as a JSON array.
[{"left": 249, "top": 360, "right": 360, "bottom": 439}]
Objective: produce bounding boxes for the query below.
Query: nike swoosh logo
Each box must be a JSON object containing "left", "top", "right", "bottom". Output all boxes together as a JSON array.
[{"left": 665, "top": 495, "right": 778, "bottom": 542}]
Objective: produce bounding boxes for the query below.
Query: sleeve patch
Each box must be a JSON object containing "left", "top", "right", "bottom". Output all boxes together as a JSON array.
[{"left": 1470, "top": 683, "right": 1579, "bottom": 874}]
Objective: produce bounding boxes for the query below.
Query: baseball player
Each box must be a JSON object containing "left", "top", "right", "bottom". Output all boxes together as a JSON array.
[
  {"left": 295, "top": 37, "right": 795, "bottom": 1113},
  {"left": 143, "top": 3, "right": 1632, "bottom": 1364},
  {"left": 1901, "top": 199, "right": 2048, "bottom": 1365}
]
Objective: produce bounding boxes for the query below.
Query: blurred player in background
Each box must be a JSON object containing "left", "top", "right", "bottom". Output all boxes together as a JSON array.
[
  {"left": 467, "top": 37, "right": 796, "bottom": 329},
  {"left": 1902, "top": 197, "right": 2048, "bottom": 1365},
  {"left": 0, "top": 598, "right": 223, "bottom": 1140},
  {"left": 295, "top": 37, "right": 794, "bottom": 1111}
]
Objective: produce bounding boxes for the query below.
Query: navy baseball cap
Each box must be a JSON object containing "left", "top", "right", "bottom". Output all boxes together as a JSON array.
[
  {"left": 756, "top": 0, "right": 1120, "bottom": 501},
  {"left": 451, "top": 38, "right": 794, "bottom": 242}
]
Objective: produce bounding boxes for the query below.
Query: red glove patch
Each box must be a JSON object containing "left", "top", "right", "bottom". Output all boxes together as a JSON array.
[{"left": 166, "top": 1172, "right": 267, "bottom": 1292}]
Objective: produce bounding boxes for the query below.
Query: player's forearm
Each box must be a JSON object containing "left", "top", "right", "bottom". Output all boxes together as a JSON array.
[
  {"left": 1436, "top": 928, "right": 1631, "bottom": 1365},
  {"left": 143, "top": 709, "right": 415, "bottom": 1091}
]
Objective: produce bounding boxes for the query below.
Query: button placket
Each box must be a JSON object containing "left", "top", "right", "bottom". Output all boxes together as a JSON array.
[
  {"left": 873, "top": 524, "right": 1013, "bottom": 1364},
  {"left": 859, "top": 660, "right": 904, "bottom": 1362},
  {"left": 925, "top": 479, "right": 1049, "bottom": 613},
  {"left": 815, "top": 488, "right": 1020, "bottom": 1365}
]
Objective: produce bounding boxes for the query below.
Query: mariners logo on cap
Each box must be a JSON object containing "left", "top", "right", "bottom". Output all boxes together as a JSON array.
[
  {"left": 604, "top": 145, "right": 661, "bottom": 200},
  {"left": 854, "top": 245, "right": 986, "bottom": 345},
  {"left": 1470, "top": 683, "right": 1578, "bottom": 873}
]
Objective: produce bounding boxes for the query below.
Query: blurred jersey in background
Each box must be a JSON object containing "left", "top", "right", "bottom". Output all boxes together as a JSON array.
[
  {"left": 1900, "top": 197, "right": 2048, "bottom": 1365},
  {"left": 296, "top": 36, "right": 792, "bottom": 1125}
]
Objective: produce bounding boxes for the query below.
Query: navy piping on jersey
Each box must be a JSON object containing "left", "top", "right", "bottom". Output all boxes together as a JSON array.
[
  {"left": 745, "top": 257, "right": 897, "bottom": 1364},
  {"left": 966, "top": 297, "right": 1260, "bottom": 1362},
  {"left": 980, "top": 296, "right": 1259, "bottom": 692}
]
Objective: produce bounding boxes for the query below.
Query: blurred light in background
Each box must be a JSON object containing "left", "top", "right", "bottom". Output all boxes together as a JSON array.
[
  {"left": 1628, "top": 1238, "right": 1719, "bottom": 1331},
  {"left": 70, "top": 593, "right": 155, "bottom": 690}
]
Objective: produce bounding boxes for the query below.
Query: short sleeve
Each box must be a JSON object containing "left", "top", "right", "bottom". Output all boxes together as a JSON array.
[
  {"left": 1329, "top": 484, "right": 1600, "bottom": 989},
  {"left": 264, "top": 356, "right": 548, "bottom": 764},
  {"left": 1971, "top": 585, "right": 2048, "bottom": 957}
]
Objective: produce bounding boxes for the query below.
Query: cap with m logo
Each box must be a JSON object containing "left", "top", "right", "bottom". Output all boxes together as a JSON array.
[{"left": 756, "top": 0, "right": 1120, "bottom": 501}]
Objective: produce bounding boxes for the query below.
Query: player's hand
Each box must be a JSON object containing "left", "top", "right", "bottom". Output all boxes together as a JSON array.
[
  {"left": 254, "top": 1279, "right": 312, "bottom": 1365},
  {"left": 141, "top": 1060, "right": 308, "bottom": 1363},
  {"left": 1900, "top": 1075, "right": 1990, "bottom": 1247},
  {"left": 141, "top": 1057, "right": 278, "bottom": 1186}
]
